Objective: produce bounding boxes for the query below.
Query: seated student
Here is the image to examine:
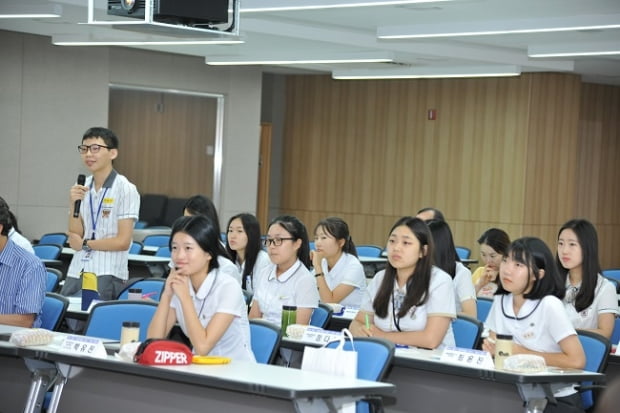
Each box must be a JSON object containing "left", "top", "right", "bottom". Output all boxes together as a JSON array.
[
  {"left": 249, "top": 215, "right": 319, "bottom": 326},
  {"left": 225, "top": 213, "right": 271, "bottom": 294},
  {"left": 416, "top": 207, "right": 445, "bottom": 222},
  {"left": 182, "top": 195, "right": 240, "bottom": 284},
  {"left": 557, "top": 219, "right": 617, "bottom": 339},
  {"left": 482, "top": 237, "right": 585, "bottom": 413},
  {"left": 147, "top": 215, "right": 255, "bottom": 361},
  {"left": 472, "top": 228, "right": 510, "bottom": 298},
  {"left": 0, "top": 197, "right": 46, "bottom": 327},
  {"left": 311, "top": 217, "right": 367, "bottom": 308},
  {"left": 427, "top": 220, "right": 477, "bottom": 318},
  {"left": 7, "top": 210, "right": 34, "bottom": 254},
  {"left": 350, "top": 217, "right": 456, "bottom": 349}
]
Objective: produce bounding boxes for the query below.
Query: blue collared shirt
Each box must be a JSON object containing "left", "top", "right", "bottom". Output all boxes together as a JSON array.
[{"left": 0, "top": 239, "right": 46, "bottom": 327}]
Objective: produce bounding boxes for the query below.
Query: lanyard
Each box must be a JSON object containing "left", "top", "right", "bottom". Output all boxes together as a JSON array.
[{"left": 89, "top": 183, "right": 109, "bottom": 240}]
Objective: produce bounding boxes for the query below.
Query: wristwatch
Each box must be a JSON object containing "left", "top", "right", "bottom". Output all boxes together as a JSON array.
[{"left": 82, "top": 239, "right": 92, "bottom": 252}]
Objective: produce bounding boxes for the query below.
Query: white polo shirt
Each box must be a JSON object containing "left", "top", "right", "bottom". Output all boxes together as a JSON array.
[
  {"left": 361, "top": 266, "right": 456, "bottom": 348},
  {"left": 252, "top": 259, "right": 319, "bottom": 326},
  {"left": 563, "top": 274, "right": 618, "bottom": 330},
  {"left": 170, "top": 268, "right": 255, "bottom": 362},
  {"left": 67, "top": 171, "right": 140, "bottom": 281},
  {"left": 454, "top": 262, "right": 476, "bottom": 313},
  {"left": 315, "top": 252, "right": 367, "bottom": 307},
  {"left": 9, "top": 228, "right": 34, "bottom": 254},
  {"left": 236, "top": 249, "right": 271, "bottom": 294}
]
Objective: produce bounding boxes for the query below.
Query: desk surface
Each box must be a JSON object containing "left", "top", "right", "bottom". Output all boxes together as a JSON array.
[{"left": 61, "top": 247, "right": 170, "bottom": 264}]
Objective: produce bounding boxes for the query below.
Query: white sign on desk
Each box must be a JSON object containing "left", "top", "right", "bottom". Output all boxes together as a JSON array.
[
  {"left": 60, "top": 335, "right": 108, "bottom": 359},
  {"left": 440, "top": 346, "right": 495, "bottom": 369},
  {"left": 301, "top": 327, "right": 344, "bottom": 345}
]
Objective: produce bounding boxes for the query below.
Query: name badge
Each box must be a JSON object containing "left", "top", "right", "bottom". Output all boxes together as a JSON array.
[
  {"left": 60, "top": 335, "right": 108, "bottom": 359},
  {"left": 440, "top": 346, "right": 494, "bottom": 369},
  {"left": 301, "top": 327, "right": 343, "bottom": 345}
]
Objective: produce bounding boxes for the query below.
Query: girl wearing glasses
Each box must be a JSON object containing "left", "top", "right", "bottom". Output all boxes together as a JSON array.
[
  {"left": 147, "top": 215, "right": 255, "bottom": 361},
  {"left": 557, "top": 219, "right": 617, "bottom": 339},
  {"left": 311, "top": 217, "right": 367, "bottom": 307},
  {"left": 482, "top": 237, "right": 585, "bottom": 412},
  {"left": 350, "top": 217, "right": 456, "bottom": 349},
  {"left": 249, "top": 215, "right": 319, "bottom": 327},
  {"left": 225, "top": 213, "right": 271, "bottom": 294}
]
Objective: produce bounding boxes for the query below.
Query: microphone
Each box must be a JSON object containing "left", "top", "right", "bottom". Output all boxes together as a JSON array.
[{"left": 73, "top": 174, "right": 86, "bottom": 218}]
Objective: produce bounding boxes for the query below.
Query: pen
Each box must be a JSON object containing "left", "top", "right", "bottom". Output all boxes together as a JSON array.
[
  {"left": 142, "top": 291, "right": 158, "bottom": 299},
  {"left": 365, "top": 313, "right": 370, "bottom": 329}
]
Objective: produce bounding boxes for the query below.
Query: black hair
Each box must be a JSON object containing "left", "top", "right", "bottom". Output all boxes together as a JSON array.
[
  {"left": 477, "top": 228, "right": 510, "bottom": 256},
  {"left": 0, "top": 197, "right": 13, "bottom": 236},
  {"left": 268, "top": 215, "right": 311, "bottom": 269},
  {"left": 82, "top": 127, "right": 119, "bottom": 149},
  {"left": 416, "top": 207, "right": 445, "bottom": 222},
  {"left": 313, "top": 217, "right": 358, "bottom": 257},
  {"left": 183, "top": 195, "right": 221, "bottom": 235},
  {"left": 495, "top": 237, "right": 564, "bottom": 300},
  {"left": 170, "top": 215, "right": 228, "bottom": 273},
  {"left": 556, "top": 219, "right": 601, "bottom": 313},
  {"left": 427, "top": 219, "right": 458, "bottom": 278},
  {"left": 226, "top": 213, "right": 263, "bottom": 290},
  {"left": 373, "top": 216, "right": 434, "bottom": 318}
]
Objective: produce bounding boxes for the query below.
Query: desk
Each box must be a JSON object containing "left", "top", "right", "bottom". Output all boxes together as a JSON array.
[
  {"left": 61, "top": 247, "right": 170, "bottom": 277},
  {"left": 358, "top": 255, "right": 387, "bottom": 279}
]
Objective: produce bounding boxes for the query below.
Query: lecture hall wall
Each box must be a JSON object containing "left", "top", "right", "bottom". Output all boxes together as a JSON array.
[{"left": 277, "top": 74, "right": 620, "bottom": 268}]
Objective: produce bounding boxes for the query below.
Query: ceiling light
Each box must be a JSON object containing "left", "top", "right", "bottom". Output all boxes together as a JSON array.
[
  {"left": 52, "top": 34, "right": 243, "bottom": 46},
  {"left": 377, "top": 14, "right": 620, "bottom": 39},
  {"left": 332, "top": 65, "right": 521, "bottom": 79},
  {"left": 0, "top": 3, "right": 62, "bottom": 18},
  {"left": 241, "top": 0, "right": 453, "bottom": 12},
  {"left": 206, "top": 52, "right": 394, "bottom": 65},
  {"left": 528, "top": 42, "right": 620, "bottom": 58}
]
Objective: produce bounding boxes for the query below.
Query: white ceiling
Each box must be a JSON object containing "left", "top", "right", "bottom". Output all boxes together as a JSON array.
[{"left": 2, "top": 0, "right": 620, "bottom": 85}]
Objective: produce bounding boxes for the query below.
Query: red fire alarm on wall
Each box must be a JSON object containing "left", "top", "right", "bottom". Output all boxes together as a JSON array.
[{"left": 428, "top": 109, "right": 437, "bottom": 120}]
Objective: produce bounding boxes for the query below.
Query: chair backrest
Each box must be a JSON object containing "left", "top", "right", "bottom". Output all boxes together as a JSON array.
[
  {"left": 249, "top": 319, "right": 282, "bottom": 364},
  {"left": 32, "top": 244, "right": 63, "bottom": 260},
  {"left": 139, "top": 194, "right": 168, "bottom": 227},
  {"left": 117, "top": 278, "right": 166, "bottom": 301},
  {"left": 129, "top": 241, "right": 144, "bottom": 255},
  {"left": 142, "top": 234, "right": 171, "bottom": 248},
  {"left": 452, "top": 315, "right": 483, "bottom": 349},
  {"left": 325, "top": 337, "right": 395, "bottom": 381},
  {"left": 476, "top": 297, "right": 493, "bottom": 323},
  {"left": 308, "top": 241, "right": 315, "bottom": 251},
  {"left": 38, "top": 232, "right": 68, "bottom": 246},
  {"left": 41, "top": 292, "right": 69, "bottom": 331},
  {"left": 310, "top": 303, "right": 333, "bottom": 329},
  {"left": 162, "top": 197, "right": 187, "bottom": 227},
  {"left": 356, "top": 245, "right": 383, "bottom": 257},
  {"left": 602, "top": 269, "right": 620, "bottom": 293},
  {"left": 154, "top": 246, "right": 171, "bottom": 258},
  {"left": 46, "top": 268, "right": 62, "bottom": 292},
  {"left": 84, "top": 300, "right": 158, "bottom": 341},
  {"left": 612, "top": 317, "right": 620, "bottom": 348},
  {"left": 455, "top": 246, "right": 471, "bottom": 260},
  {"left": 576, "top": 329, "right": 611, "bottom": 410}
]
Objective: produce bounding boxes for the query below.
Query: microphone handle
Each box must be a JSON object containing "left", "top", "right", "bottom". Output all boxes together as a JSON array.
[{"left": 73, "top": 200, "right": 81, "bottom": 218}]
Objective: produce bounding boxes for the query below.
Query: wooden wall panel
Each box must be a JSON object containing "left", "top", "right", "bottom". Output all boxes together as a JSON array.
[{"left": 279, "top": 74, "right": 620, "bottom": 267}]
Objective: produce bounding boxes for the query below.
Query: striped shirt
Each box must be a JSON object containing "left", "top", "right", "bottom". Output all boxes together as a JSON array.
[
  {"left": 67, "top": 170, "right": 140, "bottom": 281},
  {"left": 0, "top": 239, "right": 46, "bottom": 327}
]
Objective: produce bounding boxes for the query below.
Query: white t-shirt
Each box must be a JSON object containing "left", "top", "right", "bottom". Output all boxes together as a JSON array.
[
  {"left": 361, "top": 266, "right": 456, "bottom": 348},
  {"left": 563, "top": 274, "right": 618, "bottom": 330},
  {"left": 252, "top": 259, "right": 319, "bottom": 326},
  {"left": 9, "top": 228, "right": 34, "bottom": 254},
  {"left": 217, "top": 255, "right": 241, "bottom": 285},
  {"left": 315, "top": 252, "right": 367, "bottom": 307},
  {"left": 454, "top": 262, "right": 476, "bottom": 313},
  {"left": 170, "top": 267, "right": 255, "bottom": 362},
  {"left": 237, "top": 249, "right": 271, "bottom": 294}
]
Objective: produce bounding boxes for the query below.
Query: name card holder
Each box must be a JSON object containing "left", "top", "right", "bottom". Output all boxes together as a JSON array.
[
  {"left": 440, "top": 346, "right": 495, "bottom": 370},
  {"left": 60, "top": 335, "right": 108, "bottom": 359},
  {"left": 301, "top": 327, "right": 344, "bottom": 346},
  {"left": 341, "top": 307, "right": 359, "bottom": 319}
]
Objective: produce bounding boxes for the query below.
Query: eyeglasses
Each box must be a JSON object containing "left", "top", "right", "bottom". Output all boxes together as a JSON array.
[
  {"left": 262, "top": 237, "right": 295, "bottom": 247},
  {"left": 77, "top": 144, "right": 111, "bottom": 154}
]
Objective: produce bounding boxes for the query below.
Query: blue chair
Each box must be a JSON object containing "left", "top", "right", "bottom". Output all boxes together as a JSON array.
[
  {"left": 602, "top": 269, "right": 620, "bottom": 292},
  {"left": 455, "top": 246, "right": 471, "bottom": 260},
  {"left": 326, "top": 337, "right": 395, "bottom": 413},
  {"left": 611, "top": 317, "right": 620, "bottom": 349},
  {"left": 309, "top": 241, "right": 315, "bottom": 251},
  {"left": 134, "top": 220, "right": 148, "bottom": 229},
  {"left": 129, "top": 241, "right": 144, "bottom": 255},
  {"left": 452, "top": 315, "right": 483, "bottom": 349},
  {"left": 476, "top": 297, "right": 493, "bottom": 323},
  {"left": 249, "top": 319, "right": 282, "bottom": 364},
  {"left": 46, "top": 268, "right": 62, "bottom": 292},
  {"left": 220, "top": 232, "right": 227, "bottom": 243},
  {"left": 84, "top": 300, "right": 158, "bottom": 342},
  {"left": 116, "top": 278, "right": 166, "bottom": 301},
  {"left": 310, "top": 303, "right": 333, "bottom": 329},
  {"left": 356, "top": 245, "right": 383, "bottom": 257},
  {"left": 142, "top": 234, "right": 171, "bottom": 248},
  {"left": 576, "top": 330, "right": 611, "bottom": 411},
  {"left": 33, "top": 244, "right": 63, "bottom": 260},
  {"left": 41, "top": 293, "right": 69, "bottom": 331},
  {"left": 155, "top": 246, "right": 171, "bottom": 258},
  {"left": 38, "top": 232, "right": 68, "bottom": 246}
]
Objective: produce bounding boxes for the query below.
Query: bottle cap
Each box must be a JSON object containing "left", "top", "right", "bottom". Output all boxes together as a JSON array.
[
  {"left": 129, "top": 288, "right": 142, "bottom": 293},
  {"left": 282, "top": 305, "right": 297, "bottom": 311},
  {"left": 122, "top": 321, "right": 140, "bottom": 328},
  {"left": 496, "top": 334, "right": 513, "bottom": 340}
]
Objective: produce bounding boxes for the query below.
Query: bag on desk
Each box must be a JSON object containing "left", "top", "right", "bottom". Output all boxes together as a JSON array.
[{"left": 134, "top": 338, "right": 192, "bottom": 365}]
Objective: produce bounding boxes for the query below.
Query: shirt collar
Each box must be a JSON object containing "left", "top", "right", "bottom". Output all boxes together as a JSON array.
[
  {"left": 89, "top": 169, "right": 118, "bottom": 190},
  {"left": 268, "top": 259, "right": 302, "bottom": 282},
  {"left": 192, "top": 268, "right": 219, "bottom": 300}
]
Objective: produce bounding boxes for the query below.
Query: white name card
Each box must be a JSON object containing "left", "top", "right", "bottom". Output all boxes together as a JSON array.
[
  {"left": 301, "top": 327, "right": 344, "bottom": 345},
  {"left": 60, "top": 335, "right": 108, "bottom": 359},
  {"left": 341, "top": 307, "right": 359, "bottom": 319},
  {"left": 440, "top": 346, "right": 494, "bottom": 370}
]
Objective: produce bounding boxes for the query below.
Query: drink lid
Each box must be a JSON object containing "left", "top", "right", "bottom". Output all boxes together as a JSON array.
[
  {"left": 496, "top": 334, "right": 513, "bottom": 340},
  {"left": 129, "top": 288, "right": 142, "bottom": 293},
  {"left": 122, "top": 321, "right": 140, "bottom": 328},
  {"left": 282, "top": 305, "right": 297, "bottom": 310}
]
